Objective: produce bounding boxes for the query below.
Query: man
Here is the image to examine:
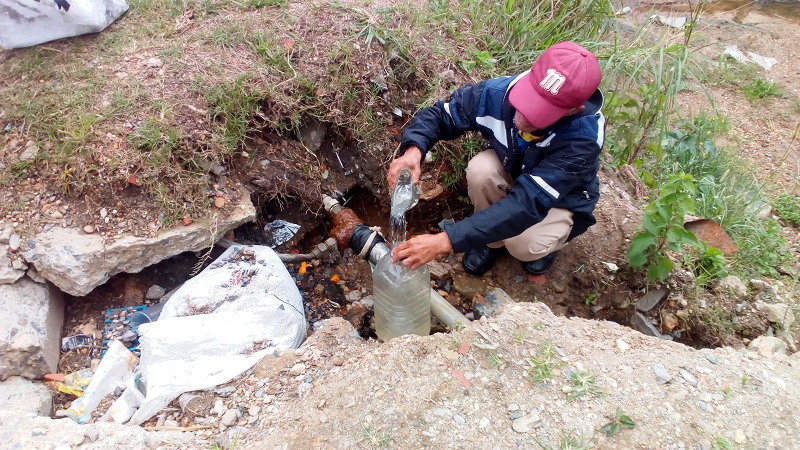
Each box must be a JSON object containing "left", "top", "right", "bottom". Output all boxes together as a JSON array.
[{"left": 388, "top": 41, "right": 605, "bottom": 276}]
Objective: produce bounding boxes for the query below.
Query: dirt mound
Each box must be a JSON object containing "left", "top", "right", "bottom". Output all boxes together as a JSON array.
[{"left": 219, "top": 301, "right": 800, "bottom": 449}]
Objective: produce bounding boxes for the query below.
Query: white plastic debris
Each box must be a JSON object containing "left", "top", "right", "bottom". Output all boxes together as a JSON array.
[
  {"left": 100, "top": 375, "right": 145, "bottom": 423},
  {"left": 128, "top": 245, "right": 306, "bottom": 425},
  {"left": 721, "top": 45, "right": 777, "bottom": 71},
  {"left": 652, "top": 15, "right": 687, "bottom": 29},
  {"left": 64, "top": 340, "right": 139, "bottom": 424},
  {"left": 602, "top": 262, "right": 619, "bottom": 273},
  {"left": 0, "top": 0, "right": 129, "bottom": 50}
]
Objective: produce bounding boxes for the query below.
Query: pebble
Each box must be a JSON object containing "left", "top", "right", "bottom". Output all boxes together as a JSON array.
[
  {"left": 734, "top": 429, "right": 746, "bottom": 444},
  {"left": 479, "top": 417, "right": 491, "bottom": 429},
  {"left": 100, "top": 208, "right": 108, "bottom": 219},
  {"left": 254, "top": 390, "right": 265, "bottom": 398},
  {"left": 697, "top": 401, "right": 708, "bottom": 412},
  {"left": 453, "top": 414, "right": 465, "bottom": 425},
  {"left": 652, "top": 363, "right": 672, "bottom": 383},
  {"left": 248, "top": 406, "right": 261, "bottom": 416},
  {"left": 679, "top": 369, "right": 697, "bottom": 387},
  {"left": 146, "top": 285, "right": 166, "bottom": 300},
  {"left": 163, "top": 420, "right": 179, "bottom": 427},
  {"left": 220, "top": 409, "right": 239, "bottom": 427},
  {"left": 705, "top": 354, "right": 718, "bottom": 364},
  {"left": 507, "top": 403, "right": 519, "bottom": 412},
  {"left": 83, "top": 225, "right": 95, "bottom": 234},
  {"left": 616, "top": 339, "right": 630, "bottom": 352},
  {"left": 8, "top": 234, "right": 20, "bottom": 251},
  {"left": 289, "top": 363, "right": 306, "bottom": 376},
  {"left": 432, "top": 408, "right": 450, "bottom": 416},
  {"left": 215, "top": 386, "right": 236, "bottom": 397},
  {"left": 146, "top": 57, "right": 164, "bottom": 68},
  {"left": 511, "top": 410, "right": 541, "bottom": 433},
  {"left": 509, "top": 412, "right": 523, "bottom": 420}
]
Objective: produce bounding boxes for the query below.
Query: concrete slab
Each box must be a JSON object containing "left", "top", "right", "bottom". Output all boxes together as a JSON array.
[{"left": 0, "top": 376, "right": 52, "bottom": 416}]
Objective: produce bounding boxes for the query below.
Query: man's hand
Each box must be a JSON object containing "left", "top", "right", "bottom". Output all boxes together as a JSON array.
[
  {"left": 388, "top": 146, "right": 422, "bottom": 192},
  {"left": 391, "top": 232, "right": 452, "bottom": 270}
]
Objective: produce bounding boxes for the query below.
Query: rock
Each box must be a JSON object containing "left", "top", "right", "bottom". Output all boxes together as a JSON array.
[
  {"left": 0, "top": 409, "right": 192, "bottom": 449},
  {"left": 146, "top": 284, "right": 166, "bottom": 300},
  {"left": 616, "top": 339, "right": 630, "bottom": 352},
  {"left": 0, "top": 376, "right": 52, "bottom": 415},
  {"left": 754, "top": 301, "right": 795, "bottom": 331},
  {"left": 214, "top": 196, "right": 226, "bottom": 208},
  {"left": 83, "top": 225, "right": 95, "bottom": 234},
  {"left": 345, "top": 290, "right": 362, "bottom": 302},
  {"left": 712, "top": 275, "right": 748, "bottom": 299},
  {"left": 452, "top": 273, "right": 486, "bottom": 301},
  {"left": 427, "top": 261, "right": 452, "bottom": 280},
  {"left": 704, "top": 353, "right": 717, "bottom": 364},
  {"left": 8, "top": 234, "right": 21, "bottom": 252},
  {"left": 219, "top": 426, "right": 250, "bottom": 448},
  {"left": 289, "top": 363, "right": 306, "bottom": 376},
  {"left": 734, "top": 428, "right": 746, "bottom": 444},
  {"left": 420, "top": 182, "right": 445, "bottom": 201},
  {"left": 652, "top": 362, "right": 671, "bottom": 383},
  {"left": 0, "top": 278, "right": 64, "bottom": 380},
  {"left": 473, "top": 287, "right": 514, "bottom": 319},
  {"left": 0, "top": 225, "right": 12, "bottom": 244},
  {"left": 215, "top": 386, "right": 236, "bottom": 397},
  {"left": 748, "top": 336, "right": 788, "bottom": 358},
  {"left": 21, "top": 189, "right": 255, "bottom": 296},
  {"left": 19, "top": 142, "right": 39, "bottom": 161},
  {"left": 453, "top": 413, "right": 465, "bottom": 425},
  {"left": 297, "top": 120, "right": 327, "bottom": 153},
  {"left": 220, "top": 408, "right": 240, "bottom": 427},
  {"left": 631, "top": 312, "right": 672, "bottom": 340},
  {"left": 344, "top": 304, "right": 369, "bottom": 332},
  {"left": 679, "top": 369, "right": 697, "bottom": 387},
  {"left": 146, "top": 57, "right": 163, "bottom": 68},
  {"left": 684, "top": 218, "right": 739, "bottom": 256},
  {"left": 661, "top": 312, "right": 679, "bottom": 332},
  {"left": 511, "top": 410, "right": 541, "bottom": 433},
  {"left": 0, "top": 252, "right": 26, "bottom": 284},
  {"left": 636, "top": 288, "right": 667, "bottom": 312}
]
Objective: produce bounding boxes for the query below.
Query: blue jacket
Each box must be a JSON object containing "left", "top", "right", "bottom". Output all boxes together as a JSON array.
[{"left": 398, "top": 72, "right": 605, "bottom": 253}]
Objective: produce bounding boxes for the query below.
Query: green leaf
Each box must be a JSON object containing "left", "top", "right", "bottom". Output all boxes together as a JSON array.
[
  {"left": 628, "top": 233, "right": 656, "bottom": 268},
  {"left": 647, "top": 255, "right": 673, "bottom": 282},
  {"left": 619, "top": 415, "right": 635, "bottom": 428}
]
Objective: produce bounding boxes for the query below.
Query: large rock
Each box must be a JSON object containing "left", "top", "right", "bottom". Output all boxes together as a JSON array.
[
  {"left": 712, "top": 275, "right": 748, "bottom": 300},
  {"left": 0, "top": 410, "right": 192, "bottom": 449},
  {"left": 755, "top": 301, "right": 795, "bottom": 331},
  {"left": 0, "top": 252, "right": 26, "bottom": 284},
  {"left": 21, "top": 192, "right": 255, "bottom": 296},
  {"left": 0, "top": 277, "right": 64, "bottom": 380},
  {"left": 0, "top": 376, "right": 52, "bottom": 416}
]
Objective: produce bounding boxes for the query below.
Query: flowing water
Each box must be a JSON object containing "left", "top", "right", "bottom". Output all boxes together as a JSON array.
[{"left": 389, "top": 168, "right": 419, "bottom": 248}]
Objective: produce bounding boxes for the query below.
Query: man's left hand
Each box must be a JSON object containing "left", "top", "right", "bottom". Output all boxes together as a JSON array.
[{"left": 391, "top": 232, "right": 452, "bottom": 270}]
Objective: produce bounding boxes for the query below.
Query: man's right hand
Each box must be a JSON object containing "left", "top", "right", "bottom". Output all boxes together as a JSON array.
[{"left": 388, "top": 146, "right": 422, "bottom": 192}]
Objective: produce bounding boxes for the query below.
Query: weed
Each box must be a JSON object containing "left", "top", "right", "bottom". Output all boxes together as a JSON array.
[
  {"left": 584, "top": 293, "right": 597, "bottom": 305},
  {"left": 533, "top": 322, "right": 546, "bottom": 330},
  {"left": 512, "top": 331, "right": 527, "bottom": 344},
  {"left": 241, "top": 0, "right": 287, "bottom": 9},
  {"left": 203, "top": 75, "right": 263, "bottom": 153},
  {"left": 564, "top": 370, "right": 604, "bottom": 401},
  {"left": 533, "top": 430, "right": 590, "bottom": 450},
  {"left": 743, "top": 79, "right": 782, "bottom": 102},
  {"left": 712, "top": 434, "right": 733, "bottom": 450},
  {"left": 529, "top": 340, "right": 562, "bottom": 383},
  {"left": 599, "top": 408, "right": 635, "bottom": 437},
  {"left": 741, "top": 374, "right": 750, "bottom": 386},
  {"left": 359, "top": 422, "right": 392, "bottom": 449},
  {"left": 701, "top": 307, "right": 735, "bottom": 342},
  {"left": 773, "top": 194, "right": 800, "bottom": 226}
]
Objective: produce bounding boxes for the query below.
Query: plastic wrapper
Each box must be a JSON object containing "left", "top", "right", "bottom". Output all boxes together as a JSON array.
[{"left": 263, "top": 220, "right": 300, "bottom": 248}]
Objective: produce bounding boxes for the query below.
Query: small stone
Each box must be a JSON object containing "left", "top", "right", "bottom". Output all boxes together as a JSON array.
[
  {"left": 512, "top": 410, "right": 541, "bottom": 433},
  {"left": 652, "top": 363, "right": 671, "bottom": 383},
  {"left": 662, "top": 312, "right": 679, "bottom": 331},
  {"left": 146, "top": 57, "right": 164, "bottom": 68},
  {"left": 214, "top": 197, "right": 226, "bottom": 208},
  {"left": 704, "top": 353, "right": 717, "bottom": 364},
  {"left": 712, "top": 275, "right": 747, "bottom": 299},
  {"left": 427, "top": 261, "right": 452, "bottom": 280},
  {"left": 507, "top": 403, "right": 519, "bottom": 412},
  {"left": 260, "top": 159, "right": 271, "bottom": 167},
  {"left": 182, "top": 217, "right": 193, "bottom": 226},
  {"left": 19, "top": 143, "right": 39, "bottom": 161},
  {"left": 679, "top": 369, "right": 697, "bottom": 387},
  {"left": 8, "top": 234, "right": 21, "bottom": 252},
  {"left": 254, "top": 390, "right": 265, "bottom": 398},
  {"left": 248, "top": 405, "right": 261, "bottom": 416},
  {"left": 345, "top": 290, "right": 362, "bottom": 302},
  {"left": 49, "top": 210, "right": 63, "bottom": 219},
  {"left": 164, "top": 419, "right": 179, "bottom": 427},
  {"left": 100, "top": 208, "right": 108, "bottom": 218},
  {"left": 479, "top": 417, "right": 490, "bottom": 428},
  {"left": 616, "top": 339, "right": 630, "bottom": 352},
  {"left": 146, "top": 285, "right": 166, "bottom": 300},
  {"left": 734, "top": 429, "right": 746, "bottom": 444},
  {"left": 453, "top": 414, "right": 465, "bottom": 425},
  {"left": 289, "top": 363, "right": 306, "bottom": 376},
  {"left": 220, "top": 409, "right": 239, "bottom": 427}
]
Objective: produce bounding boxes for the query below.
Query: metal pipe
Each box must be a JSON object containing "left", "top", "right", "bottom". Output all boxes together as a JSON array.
[{"left": 216, "top": 237, "right": 339, "bottom": 263}]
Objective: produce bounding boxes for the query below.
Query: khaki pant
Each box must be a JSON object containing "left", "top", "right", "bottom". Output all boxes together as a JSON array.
[{"left": 465, "top": 150, "right": 573, "bottom": 262}]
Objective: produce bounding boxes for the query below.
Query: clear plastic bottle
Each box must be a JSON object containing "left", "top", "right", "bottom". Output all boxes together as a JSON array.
[{"left": 369, "top": 243, "right": 431, "bottom": 341}]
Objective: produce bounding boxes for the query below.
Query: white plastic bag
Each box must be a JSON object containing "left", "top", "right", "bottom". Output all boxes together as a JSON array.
[
  {"left": 64, "top": 340, "right": 138, "bottom": 424},
  {"left": 128, "top": 245, "right": 306, "bottom": 425},
  {"left": 0, "top": 0, "right": 129, "bottom": 49},
  {"left": 722, "top": 45, "right": 778, "bottom": 71}
]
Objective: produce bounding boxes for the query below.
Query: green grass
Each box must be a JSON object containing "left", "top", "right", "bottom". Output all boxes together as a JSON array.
[
  {"left": 773, "top": 194, "right": 800, "bottom": 227},
  {"left": 712, "top": 435, "right": 733, "bottom": 450},
  {"left": 359, "top": 422, "right": 392, "bottom": 449},
  {"left": 743, "top": 78, "right": 782, "bottom": 102},
  {"left": 564, "top": 370, "right": 604, "bottom": 401},
  {"left": 533, "top": 430, "right": 590, "bottom": 450},
  {"left": 529, "top": 340, "right": 563, "bottom": 382}
]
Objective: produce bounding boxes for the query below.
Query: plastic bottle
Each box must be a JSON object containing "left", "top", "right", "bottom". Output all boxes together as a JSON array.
[{"left": 369, "top": 242, "right": 431, "bottom": 341}]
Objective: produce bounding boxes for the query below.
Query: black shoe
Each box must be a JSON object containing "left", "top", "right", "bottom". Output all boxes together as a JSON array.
[
  {"left": 462, "top": 245, "right": 503, "bottom": 276},
  {"left": 522, "top": 252, "right": 558, "bottom": 275}
]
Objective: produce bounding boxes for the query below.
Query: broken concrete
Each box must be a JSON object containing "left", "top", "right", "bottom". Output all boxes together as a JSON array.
[
  {"left": 0, "top": 277, "right": 64, "bottom": 380},
  {"left": 0, "top": 376, "right": 52, "bottom": 416},
  {"left": 0, "top": 251, "right": 25, "bottom": 284},
  {"left": 20, "top": 192, "right": 255, "bottom": 296}
]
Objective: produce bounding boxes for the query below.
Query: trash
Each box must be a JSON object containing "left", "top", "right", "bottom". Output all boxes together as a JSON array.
[
  {"left": 721, "top": 45, "right": 777, "bottom": 71},
  {"left": 100, "top": 374, "right": 145, "bottom": 423},
  {"left": 178, "top": 392, "right": 212, "bottom": 416},
  {"left": 54, "top": 369, "right": 94, "bottom": 397},
  {"left": 128, "top": 245, "right": 306, "bottom": 425},
  {"left": 602, "top": 262, "right": 619, "bottom": 273},
  {"left": 652, "top": 15, "right": 687, "bottom": 29},
  {"left": 102, "top": 305, "right": 147, "bottom": 356},
  {"left": 617, "top": 6, "right": 630, "bottom": 14},
  {"left": 263, "top": 220, "right": 301, "bottom": 248},
  {"left": 128, "top": 300, "right": 168, "bottom": 328},
  {"left": 61, "top": 334, "right": 95, "bottom": 352},
  {"left": 64, "top": 340, "right": 139, "bottom": 424},
  {"left": 0, "top": 0, "right": 129, "bottom": 50}
]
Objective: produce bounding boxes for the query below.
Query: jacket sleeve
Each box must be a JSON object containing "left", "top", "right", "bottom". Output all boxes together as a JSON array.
[
  {"left": 443, "top": 138, "right": 600, "bottom": 253},
  {"left": 398, "top": 81, "right": 486, "bottom": 161}
]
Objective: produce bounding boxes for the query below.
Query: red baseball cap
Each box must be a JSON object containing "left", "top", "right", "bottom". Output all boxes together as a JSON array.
[{"left": 508, "top": 42, "right": 602, "bottom": 130}]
